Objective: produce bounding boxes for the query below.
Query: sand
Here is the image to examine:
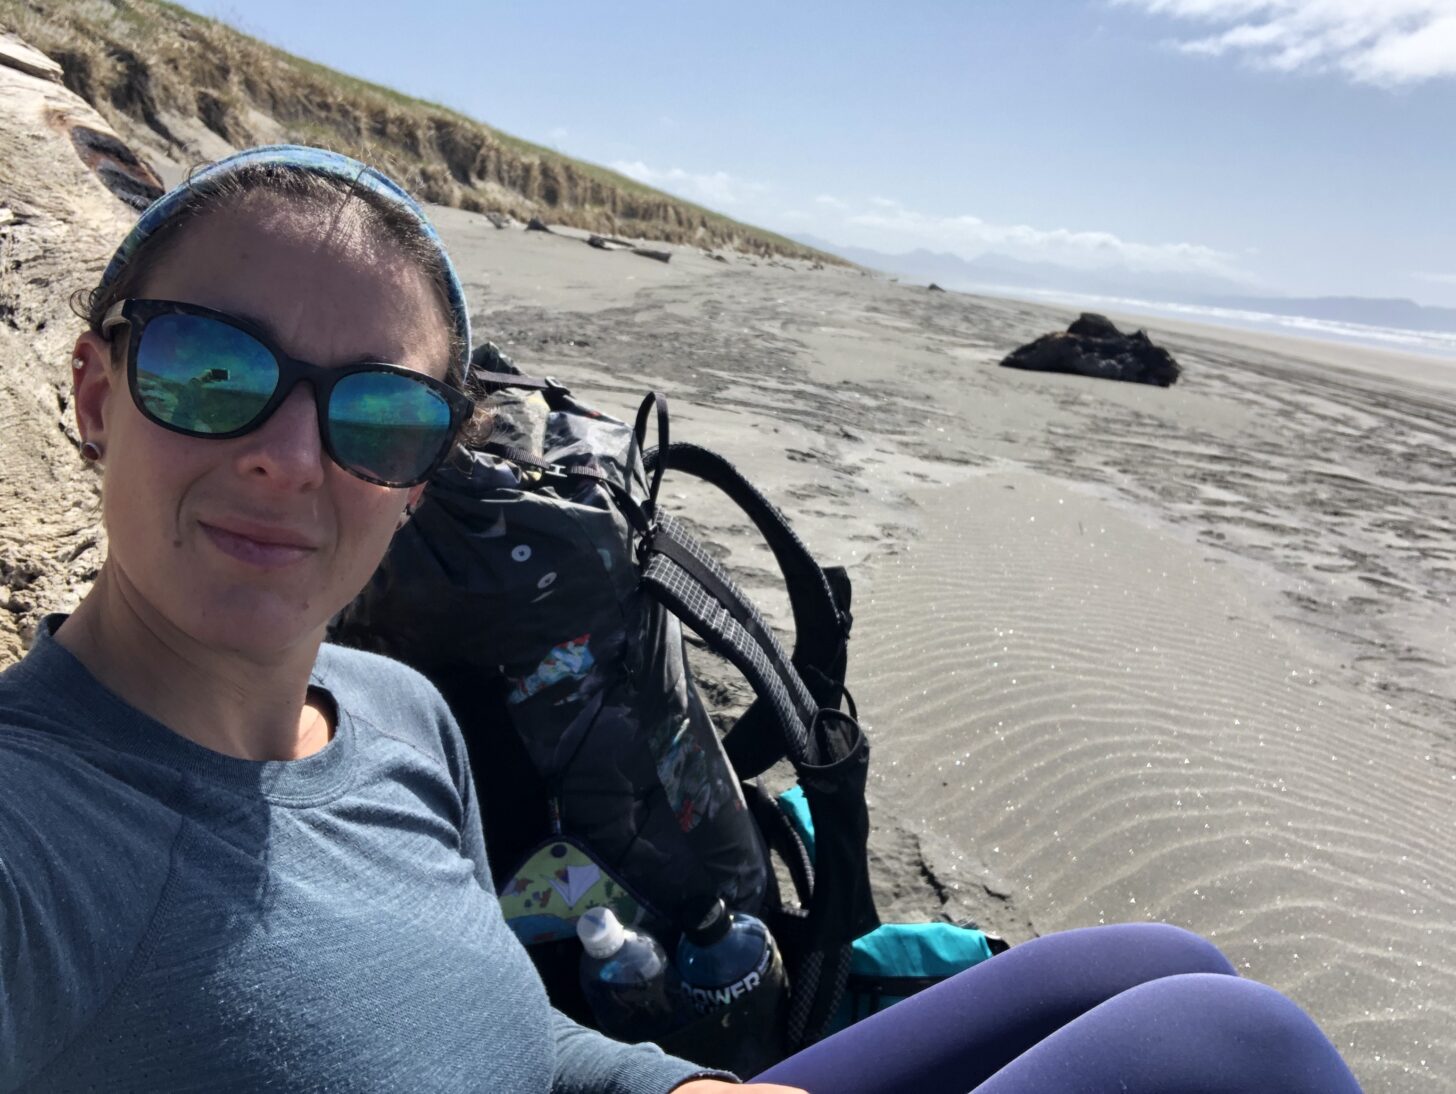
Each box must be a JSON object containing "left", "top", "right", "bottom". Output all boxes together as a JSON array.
[{"left": 431, "top": 208, "right": 1456, "bottom": 1092}]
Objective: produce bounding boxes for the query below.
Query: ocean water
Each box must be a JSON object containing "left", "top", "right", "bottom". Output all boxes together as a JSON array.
[{"left": 973, "top": 284, "right": 1456, "bottom": 361}]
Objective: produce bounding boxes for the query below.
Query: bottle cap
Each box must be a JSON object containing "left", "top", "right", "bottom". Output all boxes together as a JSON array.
[
  {"left": 684, "top": 897, "right": 732, "bottom": 947},
  {"left": 577, "top": 907, "right": 627, "bottom": 959}
]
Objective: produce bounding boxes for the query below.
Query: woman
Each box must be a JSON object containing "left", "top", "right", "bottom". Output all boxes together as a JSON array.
[{"left": 0, "top": 146, "right": 1360, "bottom": 1093}]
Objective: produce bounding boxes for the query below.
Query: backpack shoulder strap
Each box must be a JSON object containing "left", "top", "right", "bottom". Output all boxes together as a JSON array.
[
  {"left": 643, "top": 442, "right": 854, "bottom": 778},
  {"left": 642, "top": 511, "right": 820, "bottom": 766},
  {"left": 638, "top": 520, "right": 879, "bottom": 864}
]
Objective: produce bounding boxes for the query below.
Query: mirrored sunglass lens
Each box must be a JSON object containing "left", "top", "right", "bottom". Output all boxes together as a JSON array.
[
  {"left": 135, "top": 313, "right": 277, "bottom": 434},
  {"left": 329, "top": 371, "right": 453, "bottom": 484}
]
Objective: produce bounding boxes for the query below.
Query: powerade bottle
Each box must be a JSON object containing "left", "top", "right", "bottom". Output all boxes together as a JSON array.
[
  {"left": 577, "top": 907, "right": 686, "bottom": 1042},
  {"left": 675, "top": 898, "right": 787, "bottom": 1021}
]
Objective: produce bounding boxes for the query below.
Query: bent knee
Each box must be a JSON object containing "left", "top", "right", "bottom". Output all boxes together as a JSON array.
[
  {"left": 1088, "top": 975, "right": 1359, "bottom": 1092},
  {"left": 1132, "top": 974, "right": 1331, "bottom": 1055},
  {"left": 1054, "top": 921, "right": 1238, "bottom": 977},
  {"left": 1125, "top": 922, "right": 1238, "bottom": 975}
]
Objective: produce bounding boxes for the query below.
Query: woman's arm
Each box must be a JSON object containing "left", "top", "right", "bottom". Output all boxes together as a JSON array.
[{"left": 550, "top": 1010, "right": 738, "bottom": 1094}]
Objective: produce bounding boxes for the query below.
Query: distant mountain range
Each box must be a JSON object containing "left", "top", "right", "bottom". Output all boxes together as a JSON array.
[{"left": 792, "top": 235, "right": 1456, "bottom": 336}]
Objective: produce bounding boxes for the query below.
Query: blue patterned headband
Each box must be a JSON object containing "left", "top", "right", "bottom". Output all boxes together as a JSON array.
[{"left": 98, "top": 144, "right": 472, "bottom": 384}]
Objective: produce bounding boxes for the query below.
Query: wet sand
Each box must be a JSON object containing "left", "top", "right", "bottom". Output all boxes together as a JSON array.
[{"left": 434, "top": 208, "right": 1456, "bottom": 1092}]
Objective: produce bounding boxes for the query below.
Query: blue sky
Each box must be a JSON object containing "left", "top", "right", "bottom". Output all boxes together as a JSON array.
[{"left": 192, "top": 1, "right": 1456, "bottom": 307}]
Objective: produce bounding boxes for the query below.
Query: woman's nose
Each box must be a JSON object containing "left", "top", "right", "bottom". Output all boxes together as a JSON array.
[{"left": 233, "top": 382, "right": 327, "bottom": 490}]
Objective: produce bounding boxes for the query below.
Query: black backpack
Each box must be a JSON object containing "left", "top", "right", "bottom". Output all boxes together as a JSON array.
[{"left": 333, "top": 343, "right": 879, "bottom": 1070}]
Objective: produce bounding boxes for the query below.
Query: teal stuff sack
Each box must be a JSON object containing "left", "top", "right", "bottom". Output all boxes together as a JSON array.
[
  {"left": 832, "top": 921, "right": 998, "bottom": 1031},
  {"left": 776, "top": 787, "right": 1005, "bottom": 1033}
]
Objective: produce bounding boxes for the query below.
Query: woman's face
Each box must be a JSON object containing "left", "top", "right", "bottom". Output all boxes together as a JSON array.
[{"left": 72, "top": 194, "right": 454, "bottom": 661}]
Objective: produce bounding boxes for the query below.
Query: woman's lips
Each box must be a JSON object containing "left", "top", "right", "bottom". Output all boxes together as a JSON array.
[{"left": 200, "top": 522, "right": 318, "bottom": 570}]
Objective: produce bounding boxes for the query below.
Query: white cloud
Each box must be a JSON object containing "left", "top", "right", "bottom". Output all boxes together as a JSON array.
[
  {"left": 838, "top": 196, "right": 1238, "bottom": 275},
  {"left": 1118, "top": 0, "right": 1456, "bottom": 85},
  {"left": 609, "top": 160, "right": 768, "bottom": 208},
  {"left": 1414, "top": 271, "right": 1456, "bottom": 284},
  {"left": 607, "top": 164, "right": 1236, "bottom": 279}
]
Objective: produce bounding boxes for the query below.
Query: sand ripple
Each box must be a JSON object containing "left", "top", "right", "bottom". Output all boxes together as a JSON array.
[{"left": 853, "top": 472, "right": 1456, "bottom": 1092}]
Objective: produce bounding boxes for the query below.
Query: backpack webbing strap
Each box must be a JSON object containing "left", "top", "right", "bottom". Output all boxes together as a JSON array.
[
  {"left": 465, "top": 342, "right": 560, "bottom": 392},
  {"left": 632, "top": 392, "right": 670, "bottom": 517},
  {"left": 743, "top": 783, "right": 814, "bottom": 910},
  {"left": 785, "top": 707, "right": 880, "bottom": 1049},
  {"left": 470, "top": 373, "right": 558, "bottom": 391},
  {"left": 643, "top": 443, "right": 853, "bottom": 778},
  {"left": 648, "top": 532, "right": 797, "bottom": 717},
  {"left": 642, "top": 513, "right": 819, "bottom": 766},
  {"left": 478, "top": 441, "right": 613, "bottom": 485},
  {"left": 643, "top": 443, "right": 848, "bottom": 655},
  {"left": 785, "top": 943, "right": 854, "bottom": 1051},
  {"left": 477, "top": 442, "right": 653, "bottom": 535}
]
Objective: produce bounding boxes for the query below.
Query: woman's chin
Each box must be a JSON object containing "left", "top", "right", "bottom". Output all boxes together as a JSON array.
[{"left": 179, "top": 587, "right": 333, "bottom": 662}]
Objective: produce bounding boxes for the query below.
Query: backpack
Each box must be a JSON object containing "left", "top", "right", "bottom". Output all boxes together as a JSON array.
[
  {"left": 335, "top": 366, "right": 771, "bottom": 937},
  {"left": 332, "top": 343, "right": 989, "bottom": 1070}
]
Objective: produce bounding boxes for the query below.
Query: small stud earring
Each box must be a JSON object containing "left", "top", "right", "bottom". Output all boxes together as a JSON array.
[
  {"left": 80, "top": 440, "right": 103, "bottom": 462},
  {"left": 72, "top": 357, "right": 85, "bottom": 371}
]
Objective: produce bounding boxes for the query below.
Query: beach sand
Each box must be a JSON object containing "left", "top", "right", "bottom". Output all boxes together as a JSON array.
[{"left": 433, "top": 209, "right": 1455, "bottom": 1092}]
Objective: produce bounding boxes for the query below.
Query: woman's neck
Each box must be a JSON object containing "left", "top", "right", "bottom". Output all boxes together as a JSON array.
[{"left": 55, "top": 566, "right": 334, "bottom": 761}]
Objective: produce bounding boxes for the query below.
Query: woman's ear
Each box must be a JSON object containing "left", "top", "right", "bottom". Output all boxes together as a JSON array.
[{"left": 71, "top": 331, "right": 118, "bottom": 454}]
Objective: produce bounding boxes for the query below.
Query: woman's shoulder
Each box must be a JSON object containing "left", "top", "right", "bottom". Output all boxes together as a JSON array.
[
  {"left": 0, "top": 726, "right": 180, "bottom": 892},
  {"left": 0, "top": 716, "right": 97, "bottom": 803},
  {"left": 0, "top": 686, "right": 187, "bottom": 1092},
  {"left": 0, "top": 683, "right": 182, "bottom": 965},
  {"left": 0, "top": 646, "right": 124, "bottom": 784},
  {"left": 0, "top": 678, "right": 186, "bottom": 860}
]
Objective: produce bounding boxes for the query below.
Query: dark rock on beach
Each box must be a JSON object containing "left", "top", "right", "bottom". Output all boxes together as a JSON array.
[{"left": 1000, "top": 312, "right": 1181, "bottom": 387}]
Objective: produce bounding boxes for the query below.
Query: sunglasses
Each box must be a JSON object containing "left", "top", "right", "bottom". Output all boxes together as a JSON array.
[{"left": 100, "top": 298, "right": 472, "bottom": 488}]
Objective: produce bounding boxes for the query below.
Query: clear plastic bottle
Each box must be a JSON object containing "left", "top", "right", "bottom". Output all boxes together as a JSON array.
[
  {"left": 577, "top": 907, "right": 686, "bottom": 1042},
  {"left": 675, "top": 898, "right": 787, "bottom": 1019}
]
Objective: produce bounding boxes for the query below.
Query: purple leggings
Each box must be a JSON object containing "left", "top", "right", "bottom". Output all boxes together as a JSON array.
[{"left": 752, "top": 924, "right": 1362, "bottom": 1093}]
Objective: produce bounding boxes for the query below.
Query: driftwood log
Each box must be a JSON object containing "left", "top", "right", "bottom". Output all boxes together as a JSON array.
[{"left": 0, "top": 33, "right": 161, "bottom": 664}]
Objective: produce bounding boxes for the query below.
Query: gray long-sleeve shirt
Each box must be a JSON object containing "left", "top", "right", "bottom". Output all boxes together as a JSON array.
[{"left": 0, "top": 617, "right": 723, "bottom": 1093}]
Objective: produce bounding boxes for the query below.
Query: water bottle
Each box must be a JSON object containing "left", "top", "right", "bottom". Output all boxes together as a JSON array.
[
  {"left": 675, "top": 898, "right": 787, "bottom": 1020},
  {"left": 577, "top": 907, "right": 686, "bottom": 1042}
]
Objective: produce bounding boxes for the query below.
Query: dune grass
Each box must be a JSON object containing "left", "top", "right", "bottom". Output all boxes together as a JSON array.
[{"left": 0, "top": 0, "right": 835, "bottom": 260}]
